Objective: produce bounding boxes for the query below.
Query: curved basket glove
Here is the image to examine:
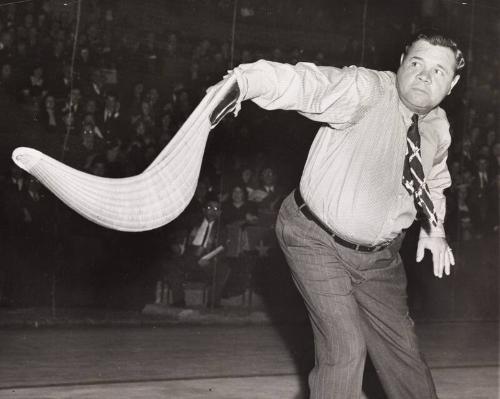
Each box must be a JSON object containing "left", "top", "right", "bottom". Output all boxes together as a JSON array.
[{"left": 12, "top": 75, "right": 240, "bottom": 232}]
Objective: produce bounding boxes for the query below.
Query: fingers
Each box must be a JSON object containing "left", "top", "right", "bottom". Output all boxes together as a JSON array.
[
  {"left": 440, "top": 249, "right": 446, "bottom": 278},
  {"left": 439, "top": 246, "right": 455, "bottom": 278},
  {"left": 416, "top": 243, "right": 425, "bottom": 262},
  {"left": 434, "top": 249, "right": 445, "bottom": 278},
  {"left": 444, "top": 248, "right": 451, "bottom": 276},
  {"left": 448, "top": 247, "right": 455, "bottom": 265},
  {"left": 433, "top": 250, "right": 440, "bottom": 277}
]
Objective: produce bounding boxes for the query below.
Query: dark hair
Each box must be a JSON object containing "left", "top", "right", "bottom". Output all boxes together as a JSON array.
[
  {"left": 204, "top": 198, "right": 221, "bottom": 210},
  {"left": 404, "top": 31, "right": 465, "bottom": 75},
  {"left": 231, "top": 184, "right": 248, "bottom": 202},
  {"left": 106, "top": 91, "right": 118, "bottom": 100}
]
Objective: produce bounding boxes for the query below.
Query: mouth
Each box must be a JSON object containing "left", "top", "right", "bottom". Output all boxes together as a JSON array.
[{"left": 411, "top": 86, "right": 428, "bottom": 94}]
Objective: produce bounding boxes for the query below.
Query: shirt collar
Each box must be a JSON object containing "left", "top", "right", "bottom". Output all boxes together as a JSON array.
[{"left": 397, "top": 96, "right": 438, "bottom": 125}]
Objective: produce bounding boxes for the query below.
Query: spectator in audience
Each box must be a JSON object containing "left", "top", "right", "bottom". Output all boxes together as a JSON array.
[
  {"left": 459, "top": 137, "right": 474, "bottom": 171},
  {"left": 48, "top": 63, "right": 73, "bottom": 100},
  {"left": 83, "top": 69, "right": 106, "bottom": 107},
  {"left": 125, "top": 81, "right": 144, "bottom": 116},
  {"left": 222, "top": 185, "right": 258, "bottom": 226},
  {"left": 22, "top": 65, "right": 47, "bottom": 102},
  {"left": 39, "top": 94, "right": 60, "bottom": 134},
  {"left": 253, "top": 166, "right": 285, "bottom": 226},
  {"left": 105, "top": 138, "right": 126, "bottom": 178},
  {"left": 171, "top": 88, "right": 192, "bottom": 124},
  {"left": 130, "top": 119, "right": 149, "bottom": 143},
  {"left": 44, "top": 40, "right": 66, "bottom": 78},
  {"left": 138, "top": 31, "right": 161, "bottom": 74},
  {"left": 88, "top": 154, "right": 108, "bottom": 177},
  {"left": 82, "top": 113, "right": 104, "bottom": 140},
  {"left": 183, "top": 178, "right": 212, "bottom": 225},
  {"left": 456, "top": 183, "right": 473, "bottom": 240},
  {"left": 145, "top": 87, "right": 161, "bottom": 117},
  {"left": 131, "top": 99, "right": 155, "bottom": 129},
  {"left": 490, "top": 142, "right": 500, "bottom": 176},
  {"left": 99, "top": 91, "right": 125, "bottom": 143},
  {"left": 84, "top": 98, "right": 98, "bottom": 118},
  {"left": 67, "top": 121, "right": 103, "bottom": 171},
  {"left": 0, "top": 31, "right": 15, "bottom": 66},
  {"left": 61, "top": 87, "right": 83, "bottom": 125},
  {"left": 156, "top": 112, "right": 175, "bottom": 147},
  {"left": 14, "top": 41, "right": 32, "bottom": 83},
  {"left": 240, "top": 166, "right": 256, "bottom": 198},
  {"left": 0, "top": 63, "right": 17, "bottom": 96},
  {"left": 165, "top": 199, "right": 230, "bottom": 308},
  {"left": 469, "top": 156, "right": 491, "bottom": 238},
  {"left": 477, "top": 144, "right": 491, "bottom": 160},
  {"left": 76, "top": 46, "right": 94, "bottom": 81}
]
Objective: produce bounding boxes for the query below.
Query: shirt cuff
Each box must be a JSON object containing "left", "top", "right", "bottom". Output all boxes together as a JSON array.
[
  {"left": 232, "top": 64, "right": 266, "bottom": 101},
  {"left": 419, "top": 222, "right": 446, "bottom": 239}
]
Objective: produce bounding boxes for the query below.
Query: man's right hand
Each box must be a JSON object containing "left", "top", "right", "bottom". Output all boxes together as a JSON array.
[{"left": 198, "top": 258, "right": 211, "bottom": 267}]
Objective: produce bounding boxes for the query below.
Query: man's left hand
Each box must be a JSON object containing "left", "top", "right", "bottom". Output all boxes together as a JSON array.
[{"left": 416, "top": 237, "right": 455, "bottom": 278}]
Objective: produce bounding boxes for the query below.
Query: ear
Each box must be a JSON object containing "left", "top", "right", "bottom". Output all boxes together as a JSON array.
[
  {"left": 448, "top": 74, "right": 460, "bottom": 95},
  {"left": 400, "top": 53, "right": 405, "bottom": 65}
]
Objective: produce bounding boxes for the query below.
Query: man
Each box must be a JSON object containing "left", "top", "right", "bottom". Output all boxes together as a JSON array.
[
  {"left": 250, "top": 166, "right": 286, "bottom": 227},
  {"left": 98, "top": 92, "right": 125, "bottom": 143},
  {"left": 469, "top": 156, "right": 491, "bottom": 238},
  {"left": 212, "top": 32, "right": 463, "bottom": 398},
  {"left": 165, "top": 199, "right": 230, "bottom": 308}
]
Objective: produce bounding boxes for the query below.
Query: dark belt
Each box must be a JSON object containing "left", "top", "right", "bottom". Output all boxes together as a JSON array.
[{"left": 293, "top": 189, "right": 391, "bottom": 253}]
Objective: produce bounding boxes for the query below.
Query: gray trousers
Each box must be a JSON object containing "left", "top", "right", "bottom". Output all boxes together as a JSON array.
[{"left": 275, "top": 192, "right": 437, "bottom": 399}]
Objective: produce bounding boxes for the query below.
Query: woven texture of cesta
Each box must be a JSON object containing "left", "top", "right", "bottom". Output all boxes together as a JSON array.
[{"left": 12, "top": 75, "right": 238, "bottom": 232}]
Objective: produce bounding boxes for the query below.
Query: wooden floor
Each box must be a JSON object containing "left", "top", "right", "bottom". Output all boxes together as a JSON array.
[{"left": 0, "top": 322, "right": 498, "bottom": 398}]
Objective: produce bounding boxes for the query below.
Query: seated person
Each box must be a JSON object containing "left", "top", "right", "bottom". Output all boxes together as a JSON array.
[
  {"left": 222, "top": 185, "right": 258, "bottom": 227},
  {"left": 249, "top": 166, "right": 285, "bottom": 226},
  {"left": 165, "top": 199, "right": 230, "bottom": 307}
]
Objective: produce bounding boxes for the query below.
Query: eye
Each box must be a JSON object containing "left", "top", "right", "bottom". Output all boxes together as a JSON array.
[
  {"left": 410, "top": 61, "right": 420, "bottom": 67},
  {"left": 434, "top": 68, "right": 444, "bottom": 76}
]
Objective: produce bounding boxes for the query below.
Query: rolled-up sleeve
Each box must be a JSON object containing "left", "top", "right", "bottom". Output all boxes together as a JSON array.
[{"left": 233, "top": 60, "right": 381, "bottom": 127}]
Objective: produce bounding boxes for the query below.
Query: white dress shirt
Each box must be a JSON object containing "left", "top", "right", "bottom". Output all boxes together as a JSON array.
[{"left": 233, "top": 60, "right": 452, "bottom": 245}]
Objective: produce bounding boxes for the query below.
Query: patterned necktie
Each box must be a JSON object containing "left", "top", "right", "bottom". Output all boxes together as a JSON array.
[{"left": 402, "top": 114, "right": 438, "bottom": 227}]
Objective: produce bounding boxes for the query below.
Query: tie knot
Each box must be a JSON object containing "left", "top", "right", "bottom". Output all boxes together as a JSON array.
[{"left": 411, "top": 114, "right": 419, "bottom": 124}]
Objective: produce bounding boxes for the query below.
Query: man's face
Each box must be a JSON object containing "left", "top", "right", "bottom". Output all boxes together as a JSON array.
[
  {"left": 261, "top": 168, "right": 276, "bottom": 186},
  {"left": 232, "top": 187, "right": 245, "bottom": 203},
  {"left": 45, "top": 96, "right": 55, "bottom": 108},
  {"left": 203, "top": 201, "right": 221, "bottom": 222},
  {"left": 396, "top": 40, "right": 460, "bottom": 114},
  {"left": 2, "top": 64, "right": 11, "bottom": 78},
  {"left": 105, "top": 96, "right": 116, "bottom": 110},
  {"left": 477, "top": 159, "right": 488, "bottom": 172},
  {"left": 493, "top": 143, "right": 500, "bottom": 157},
  {"left": 86, "top": 99, "right": 97, "bottom": 113},
  {"left": 71, "top": 89, "right": 81, "bottom": 103}
]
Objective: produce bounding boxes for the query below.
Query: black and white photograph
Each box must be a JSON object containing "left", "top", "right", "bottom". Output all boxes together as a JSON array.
[{"left": 0, "top": 0, "right": 498, "bottom": 398}]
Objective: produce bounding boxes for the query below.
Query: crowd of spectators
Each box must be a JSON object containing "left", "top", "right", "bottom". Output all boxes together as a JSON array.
[{"left": 0, "top": 0, "right": 497, "bottom": 308}]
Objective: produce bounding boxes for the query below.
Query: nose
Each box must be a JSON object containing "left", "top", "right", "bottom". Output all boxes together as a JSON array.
[{"left": 417, "top": 70, "right": 431, "bottom": 84}]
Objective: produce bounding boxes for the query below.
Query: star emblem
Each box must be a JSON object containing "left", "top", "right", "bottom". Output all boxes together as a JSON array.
[{"left": 255, "top": 240, "right": 270, "bottom": 257}]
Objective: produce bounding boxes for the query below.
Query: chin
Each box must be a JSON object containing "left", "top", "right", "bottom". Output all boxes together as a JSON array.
[{"left": 405, "top": 97, "right": 434, "bottom": 113}]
